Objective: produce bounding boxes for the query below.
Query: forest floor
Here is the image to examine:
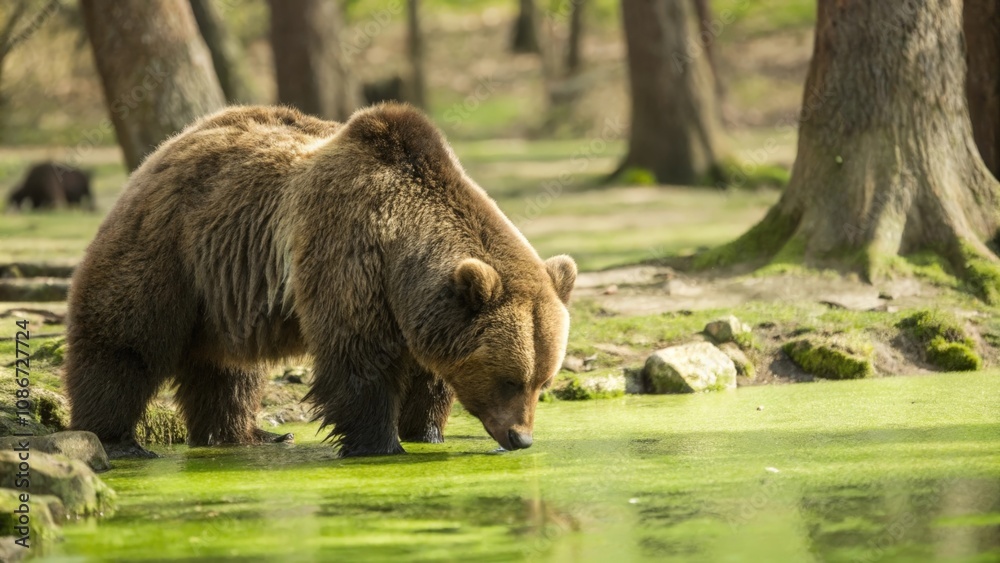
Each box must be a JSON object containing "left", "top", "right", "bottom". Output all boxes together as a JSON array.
[{"left": 2, "top": 0, "right": 996, "bottom": 440}]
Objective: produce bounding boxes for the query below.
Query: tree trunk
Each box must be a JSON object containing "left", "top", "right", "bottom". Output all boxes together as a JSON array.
[
  {"left": 81, "top": 0, "right": 225, "bottom": 171},
  {"left": 189, "top": 0, "right": 257, "bottom": 104},
  {"left": 698, "top": 0, "right": 1000, "bottom": 303},
  {"left": 965, "top": 0, "right": 1000, "bottom": 178},
  {"left": 407, "top": 0, "right": 426, "bottom": 108},
  {"left": 511, "top": 0, "right": 541, "bottom": 54},
  {"left": 618, "top": 0, "right": 722, "bottom": 186},
  {"left": 565, "top": 0, "right": 586, "bottom": 75},
  {"left": 268, "top": 0, "right": 357, "bottom": 120}
]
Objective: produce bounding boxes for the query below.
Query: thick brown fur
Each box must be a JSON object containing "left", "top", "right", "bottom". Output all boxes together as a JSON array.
[
  {"left": 64, "top": 103, "right": 576, "bottom": 457},
  {"left": 8, "top": 162, "right": 94, "bottom": 211}
]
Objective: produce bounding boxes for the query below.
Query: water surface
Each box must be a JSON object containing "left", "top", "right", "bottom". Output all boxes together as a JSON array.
[{"left": 40, "top": 372, "right": 1000, "bottom": 562}]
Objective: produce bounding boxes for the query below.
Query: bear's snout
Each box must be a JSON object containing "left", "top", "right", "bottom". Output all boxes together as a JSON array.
[{"left": 507, "top": 429, "right": 533, "bottom": 450}]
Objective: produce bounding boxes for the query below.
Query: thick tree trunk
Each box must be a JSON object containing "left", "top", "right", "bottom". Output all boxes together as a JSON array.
[
  {"left": 189, "top": 0, "right": 256, "bottom": 104},
  {"left": 618, "top": 0, "right": 722, "bottom": 185},
  {"left": 699, "top": 0, "right": 1000, "bottom": 302},
  {"left": 407, "top": 0, "right": 426, "bottom": 108},
  {"left": 565, "top": 0, "right": 586, "bottom": 75},
  {"left": 268, "top": 0, "right": 357, "bottom": 120},
  {"left": 511, "top": 0, "right": 541, "bottom": 54},
  {"left": 964, "top": 0, "right": 1000, "bottom": 178},
  {"left": 81, "top": 0, "right": 225, "bottom": 171}
]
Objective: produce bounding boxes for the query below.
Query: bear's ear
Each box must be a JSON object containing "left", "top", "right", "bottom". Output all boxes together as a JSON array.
[
  {"left": 545, "top": 255, "right": 577, "bottom": 304},
  {"left": 453, "top": 258, "right": 502, "bottom": 311}
]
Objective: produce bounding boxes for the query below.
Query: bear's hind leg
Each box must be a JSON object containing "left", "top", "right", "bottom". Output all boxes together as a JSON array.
[
  {"left": 64, "top": 345, "right": 165, "bottom": 459},
  {"left": 399, "top": 363, "right": 454, "bottom": 444},
  {"left": 175, "top": 360, "right": 293, "bottom": 446}
]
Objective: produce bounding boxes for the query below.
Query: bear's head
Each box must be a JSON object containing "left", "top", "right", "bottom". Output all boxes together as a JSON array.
[{"left": 438, "top": 255, "right": 576, "bottom": 451}]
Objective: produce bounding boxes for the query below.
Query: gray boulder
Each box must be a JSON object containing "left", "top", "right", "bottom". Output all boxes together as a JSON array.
[
  {"left": 0, "top": 431, "right": 110, "bottom": 472},
  {"left": 0, "top": 451, "right": 115, "bottom": 517},
  {"left": 0, "top": 488, "right": 63, "bottom": 555},
  {"left": 704, "top": 315, "right": 751, "bottom": 344},
  {"left": 642, "top": 342, "right": 737, "bottom": 393}
]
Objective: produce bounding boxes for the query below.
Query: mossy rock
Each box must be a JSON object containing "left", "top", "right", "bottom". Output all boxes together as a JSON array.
[
  {"left": 896, "top": 310, "right": 982, "bottom": 372},
  {"left": 0, "top": 451, "right": 115, "bottom": 517},
  {"left": 783, "top": 335, "right": 875, "bottom": 380},
  {"left": 135, "top": 403, "right": 187, "bottom": 445},
  {"left": 550, "top": 371, "right": 625, "bottom": 401},
  {"left": 0, "top": 488, "right": 63, "bottom": 550}
]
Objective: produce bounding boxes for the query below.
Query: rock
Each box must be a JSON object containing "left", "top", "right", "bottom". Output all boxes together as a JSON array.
[
  {"left": 602, "top": 284, "right": 619, "bottom": 295},
  {"left": 624, "top": 368, "right": 644, "bottom": 394},
  {"left": 551, "top": 371, "right": 625, "bottom": 400},
  {"left": 718, "top": 342, "right": 756, "bottom": 380},
  {"left": 704, "top": 315, "right": 751, "bottom": 344},
  {"left": 561, "top": 356, "right": 585, "bottom": 373},
  {"left": 0, "top": 451, "right": 115, "bottom": 517},
  {"left": 642, "top": 342, "right": 737, "bottom": 393},
  {"left": 783, "top": 335, "right": 875, "bottom": 380},
  {"left": 0, "top": 488, "right": 64, "bottom": 550},
  {"left": 0, "top": 432, "right": 110, "bottom": 472},
  {"left": 281, "top": 365, "right": 311, "bottom": 384}
]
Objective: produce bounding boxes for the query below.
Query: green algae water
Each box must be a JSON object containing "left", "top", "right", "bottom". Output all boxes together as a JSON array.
[{"left": 39, "top": 372, "right": 1000, "bottom": 562}]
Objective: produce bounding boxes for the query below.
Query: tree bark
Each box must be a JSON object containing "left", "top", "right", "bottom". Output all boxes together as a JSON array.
[
  {"left": 189, "top": 0, "right": 257, "bottom": 104},
  {"left": 407, "top": 0, "right": 426, "bottom": 108},
  {"left": 81, "top": 0, "right": 225, "bottom": 171},
  {"left": 699, "top": 0, "right": 1000, "bottom": 302},
  {"left": 565, "top": 0, "right": 586, "bottom": 75},
  {"left": 511, "top": 0, "right": 541, "bottom": 54},
  {"left": 618, "top": 0, "right": 722, "bottom": 185},
  {"left": 267, "top": 0, "right": 357, "bottom": 120},
  {"left": 964, "top": 0, "right": 1000, "bottom": 178}
]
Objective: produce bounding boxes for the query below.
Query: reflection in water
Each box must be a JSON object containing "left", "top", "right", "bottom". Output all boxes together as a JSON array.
[{"left": 800, "top": 478, "right": 1000, "bottom": 562}]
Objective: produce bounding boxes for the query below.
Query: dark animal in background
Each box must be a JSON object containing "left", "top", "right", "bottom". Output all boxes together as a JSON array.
[
  {"left": 362, "top": 74, "right": 407, "bottom": 106},
  {"left": 7, "top": 162, "right": 95, "bottom": 211}
]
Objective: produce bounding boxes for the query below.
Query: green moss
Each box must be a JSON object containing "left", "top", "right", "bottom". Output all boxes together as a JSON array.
[
  {"left": 958, "top": 242, "right": 1000, "bottom": 305},
  {"left": 553, "top": 375, "right": 593, "bottom": 401},
  {"left": 30, "top": 338, "right": 66, "bottom": 367},
  {"left": 135, "top": 404, "right": 188, "bottom": 445},
  {"left": 897, "top": 310, "right": 982, "bottom": 372},
  {"left": 692, "top": 208, "right": 799, "bottom": 270},
  {"left": 619, "top": 166, "right": 657, "bottom": 186},
  {"left": 927, "top": 337, "right": 982, "bottom": 371},
  {"left": 783, "top": 335, "right": 875, "bottom": 380},
  {"left": 715, "top": 157, "right": 791, "bottom": 190}
]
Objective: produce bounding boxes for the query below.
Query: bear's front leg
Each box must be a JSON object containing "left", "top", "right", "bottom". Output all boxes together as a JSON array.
[
  {"left": 310, "top": 348, "right": 406, "bottom": 457},
  {"left": 399, "top": 363, "right": 454, "bottom": 444}
]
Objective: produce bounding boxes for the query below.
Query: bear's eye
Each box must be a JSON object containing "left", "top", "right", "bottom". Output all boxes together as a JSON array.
[{"left": 503, "top": 379, "right": 522, "bottom": 391}]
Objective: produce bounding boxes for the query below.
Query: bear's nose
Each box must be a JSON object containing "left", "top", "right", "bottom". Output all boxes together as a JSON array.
[{"left": 507, "top": 429, "right": 533, "bottom": 450}]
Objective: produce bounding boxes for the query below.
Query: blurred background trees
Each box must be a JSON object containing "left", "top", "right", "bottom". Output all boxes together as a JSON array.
[{"left": 79, "top": 0, "right": 224, "bottom": 171}]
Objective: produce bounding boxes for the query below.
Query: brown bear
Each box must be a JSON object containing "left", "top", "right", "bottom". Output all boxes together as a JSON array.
[
  {"left": 64, "top": 103, "right": 576, "bottom": 458},
  {"left": 7, "top": 162, "right": 95, "bottom": 211}
]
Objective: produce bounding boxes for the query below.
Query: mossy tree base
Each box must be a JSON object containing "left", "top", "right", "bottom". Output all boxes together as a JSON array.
[{"left": 693, "top": 2, "right": 1000, "bottom": 305}]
